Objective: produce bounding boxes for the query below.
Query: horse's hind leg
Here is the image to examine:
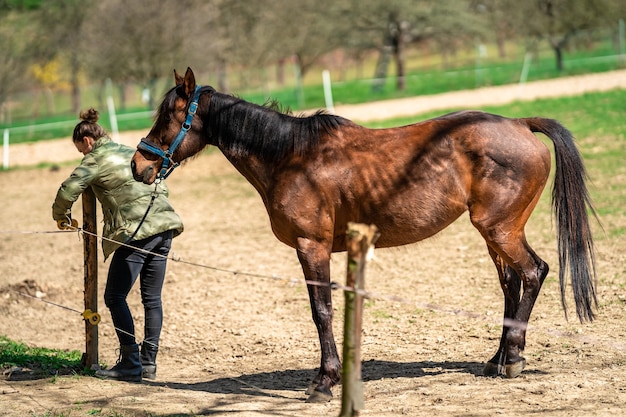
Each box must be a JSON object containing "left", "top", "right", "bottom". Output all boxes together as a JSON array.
[
  {"left": 483, "top": 246, "right": 522, "bottom": 377},
  {"left": 478, "top": 228, "right": 549, "bottom": 378}
]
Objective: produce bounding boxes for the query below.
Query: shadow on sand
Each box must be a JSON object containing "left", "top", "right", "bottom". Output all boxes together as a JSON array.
[{"left": 145, "top": 359, "right": 494, "bottom": 398}]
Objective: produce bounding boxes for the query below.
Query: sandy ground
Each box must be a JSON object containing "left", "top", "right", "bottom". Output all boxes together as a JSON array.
[{"left": 0, "top": 71, "right": 625, "bottom": 417}]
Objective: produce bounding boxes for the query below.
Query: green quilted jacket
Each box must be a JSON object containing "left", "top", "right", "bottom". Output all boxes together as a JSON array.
[{"left": 52, "top": 136, "right": 184, "bottom": 259}]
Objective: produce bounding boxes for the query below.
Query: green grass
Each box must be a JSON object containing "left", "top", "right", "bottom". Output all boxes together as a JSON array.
[
  {"left": 241, "top": 43, "right": 625, "bottom": 110},
  {"left": 364, "top": 88, "right": 626, "bottom": 138},
  {"left": 2, "top": 38, "right": 623, "bottom": 144},
  {"left": 0, "top": 335, "right": 84, "bottom": 377},
  {"left": 1, "top": 106, "right": 155, "bottom": 144}
]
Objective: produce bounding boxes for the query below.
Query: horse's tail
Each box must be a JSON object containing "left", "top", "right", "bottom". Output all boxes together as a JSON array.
[{"left": 523, "top": 117, "right": 598, "bottom": 322}]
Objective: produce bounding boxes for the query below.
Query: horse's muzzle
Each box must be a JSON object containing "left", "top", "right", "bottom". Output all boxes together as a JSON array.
[{"left": 131, "top": 160, "right": 155, "bottom": 184}]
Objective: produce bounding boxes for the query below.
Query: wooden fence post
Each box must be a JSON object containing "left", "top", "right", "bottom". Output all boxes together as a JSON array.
[
  {"left": 339, "top": 222, "right": 379, "bottom": 417},
  {"left": 81, "top": 187, "right": 98, "bottom": 369}
]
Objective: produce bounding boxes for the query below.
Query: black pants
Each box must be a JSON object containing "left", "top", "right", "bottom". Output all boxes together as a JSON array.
[{"left": 104, "top": 230, "right": 173, "bottom": 348}]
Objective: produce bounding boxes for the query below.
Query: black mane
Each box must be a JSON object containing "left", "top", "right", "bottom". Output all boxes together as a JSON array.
[{"left": 205, "top": 90, "right": 351, "bottom": 160}]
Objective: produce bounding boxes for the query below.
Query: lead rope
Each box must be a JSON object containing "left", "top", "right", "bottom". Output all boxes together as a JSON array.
[{"left": 125, "top": 182, "right": 159, "bottom": 244}]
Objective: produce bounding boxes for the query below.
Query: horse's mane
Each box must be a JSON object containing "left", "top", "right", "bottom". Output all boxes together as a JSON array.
[{"left": 205, "top": 90, "right": 351, "bottom": 160}]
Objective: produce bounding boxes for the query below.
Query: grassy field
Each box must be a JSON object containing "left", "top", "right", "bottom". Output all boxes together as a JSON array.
[
  {"left": 246, "top": 42, "right": 624, "bottom": 110},
  {"left": 366, "top": 89, "right": 626, "bottom": 138},
  {"left": 0, "top": 335, "right": 83, "bottom": 376},
  {"left": 2, "top": 37, "right": 624, "bottom": 144}
]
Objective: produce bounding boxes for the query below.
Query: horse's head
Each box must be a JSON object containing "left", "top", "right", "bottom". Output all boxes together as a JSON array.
[{"left": 131, "top": 67, "right": 209, "bottom": 184}]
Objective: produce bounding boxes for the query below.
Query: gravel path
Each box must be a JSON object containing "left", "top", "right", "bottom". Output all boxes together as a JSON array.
[{"left": 4, "top": 69, "right": 626, "bottom": 168}]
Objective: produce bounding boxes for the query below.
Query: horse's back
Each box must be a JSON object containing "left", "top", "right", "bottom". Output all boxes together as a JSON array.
[
  {"left": 362, "top": 111, "right": 550, "bottom": 244},
  {"left": 269, "top": 110, "right": 552, "bottom": 251}
]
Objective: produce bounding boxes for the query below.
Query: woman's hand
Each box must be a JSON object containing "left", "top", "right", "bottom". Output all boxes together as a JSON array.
[{"left": 56, "top": 218, "right": 78, "bottom": 230}]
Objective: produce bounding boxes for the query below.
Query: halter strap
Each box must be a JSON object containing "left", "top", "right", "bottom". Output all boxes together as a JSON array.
[{"left": 137, "top": 85, "right": 202, "bottom": 181}]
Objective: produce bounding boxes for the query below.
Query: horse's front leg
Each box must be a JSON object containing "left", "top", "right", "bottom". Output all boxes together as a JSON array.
[{"left": 296, "top": 237, "right": 340, "bottom": 403}]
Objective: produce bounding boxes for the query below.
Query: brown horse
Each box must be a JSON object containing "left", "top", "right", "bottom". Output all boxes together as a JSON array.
[{"left": 131, "top": 67, "right": 597, "bottom": 402}]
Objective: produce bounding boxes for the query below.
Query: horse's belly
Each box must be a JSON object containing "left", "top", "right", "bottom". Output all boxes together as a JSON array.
[
  {"left": 333, "top": 198, "right": 467, "bottom": 250},
  {"left": 371, "top": 207, "right": 466, "bottom": 248}
]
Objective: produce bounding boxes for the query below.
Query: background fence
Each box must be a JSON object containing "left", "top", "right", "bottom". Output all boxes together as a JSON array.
[{"left": 1, "top": 25, "right": 624, "bottom": 141}]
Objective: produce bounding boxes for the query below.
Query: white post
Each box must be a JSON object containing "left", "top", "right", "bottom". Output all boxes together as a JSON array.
[
  {"left": 474, "top": 44, "right": 487, "bottom": 88},
  {"left": 105, "top": 78, "right": 119, "bottom": 142},
  {"left": 3, "top": 129, "right": 8, "bottom": 170},
  {"left": 322, "top": 70, "right": 335, "bottom": 113},
  {"left": 518, "top": 52, "right": 532, "bottom": 96}
]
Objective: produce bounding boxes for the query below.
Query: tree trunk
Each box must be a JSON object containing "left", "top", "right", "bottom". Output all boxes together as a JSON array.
[
  {"left": 550, "top": 36, "right": 567, "bottom": 72},
  {"left": 554, "top": 45, "right": 563, "bottom": 71},
  {"left": 148, "top": 79, "right": 157, "bottom": 109},
  {"left": 218, "top": 59, "right": 229, "bottom": 93},
  {"left": 70, "top": 55, "right": 81, "bottom": 114},
  {"left": 496, "top": 33, "right": 507, "bottom": 58},
  {"left": 394, "top": 38, "right": 406, "bottom": 91},
  {"left": 276, "top": 58, "right": 285, "bottom": 86},
  {"left": 393, "top": 22, "right": 408, "bottom": 91},
  {"left": 118, "top": 83, "right": 127, "bottom": 111}
]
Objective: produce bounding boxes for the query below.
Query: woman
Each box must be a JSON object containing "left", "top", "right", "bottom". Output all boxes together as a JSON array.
[{"left": 52, "top": 108, "right": 183, "bottom": 382}]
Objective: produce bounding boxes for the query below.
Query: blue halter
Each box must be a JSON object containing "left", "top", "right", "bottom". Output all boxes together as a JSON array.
[{"left": 137, "top": 85, "right": 202, "bottom": 181}]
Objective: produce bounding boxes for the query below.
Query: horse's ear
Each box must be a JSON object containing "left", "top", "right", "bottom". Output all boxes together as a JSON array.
[
  {"left": 174, "top": 69, "right": 183, "bottom": 86},
  {"left": 183, "top": 67, "right": 196, "bottom": 98}
]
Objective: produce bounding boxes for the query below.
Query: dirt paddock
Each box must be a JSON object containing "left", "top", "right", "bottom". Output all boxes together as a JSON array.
[{"left": 1, "top": 71, "right": 625, "bottom": 416}]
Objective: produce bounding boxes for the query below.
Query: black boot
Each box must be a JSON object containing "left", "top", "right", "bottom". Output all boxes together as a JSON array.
[
  {"left": 96, "top": 344, "right": 142, "bottom": 382},
  {"left": 140, "top": 343, "right": 158, "bottom": 380}
]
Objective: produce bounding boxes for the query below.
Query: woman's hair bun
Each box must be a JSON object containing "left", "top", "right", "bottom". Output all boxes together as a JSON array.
[{"left": 79, "top": 108, "right": 100, "bottom": 123}]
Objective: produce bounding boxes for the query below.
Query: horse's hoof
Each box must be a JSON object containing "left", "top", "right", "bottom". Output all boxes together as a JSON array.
[
  {"left": 504, "top": 359, "right": 526, "bottom": 378},
  {"left": 305, "top": 388, "right": 333, "bottom": 403},
  {"left": 483, "top": 361, "right": 503, "bottom": 377},
  {"left": 305, "top": 382, "right": 317, "bottom": 396}
]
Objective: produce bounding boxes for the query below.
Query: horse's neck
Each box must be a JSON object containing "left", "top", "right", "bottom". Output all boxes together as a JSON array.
[
  {"left": 208, "top": 98, "right": 276, "bottom": 199},
  {"left": 220, "top": 150, "right": 273, "bottom": 203},
  {"left": 209, "top": 95, "right": 302, "bottom": 204}
]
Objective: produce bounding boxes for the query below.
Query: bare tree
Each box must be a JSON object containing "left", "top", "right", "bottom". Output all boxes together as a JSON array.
[
  {"left": 6, "top": 0, "right": 623, "bottom": 116},
  {"left": 344, "top": 0, "right": 487, "bottom": 90},
  {"left": 82, "top": 0, "right": 222, "bottom": 108},
  {"left": 275, "top": 0, "right": 345, "bottom": 77},
  {"left": 469, "top": 0, "right": 520, "bottom": 58},
  {"left": 516, "top": 0, "right": 618, "bottom": 71},
  {"left": 0, "top": 8, "right": 35, "bottom": 121},
  {"left": 218, "top": 0, "right": 344, "bottom": 80},
  {"left": 34, "top": 0, "right": 94, "bottom": 114}
]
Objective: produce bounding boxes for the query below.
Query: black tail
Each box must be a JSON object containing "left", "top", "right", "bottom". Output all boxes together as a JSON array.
[{"left": 525, "top": 117, "right": 598, "bottom": 322}]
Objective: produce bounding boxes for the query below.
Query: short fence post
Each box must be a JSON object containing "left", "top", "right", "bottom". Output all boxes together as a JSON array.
[
  {"left": 3, "top": 129, "right": 9, "bottom": 170},
  {"left": 339, "top": 222, "right": 379, "bottom": 417},
  {"left": 322, "top": 69, "right": 335, "bottom": 113},
  {"left": 81, "top": 187, "right": 98, "bottom": 369}
]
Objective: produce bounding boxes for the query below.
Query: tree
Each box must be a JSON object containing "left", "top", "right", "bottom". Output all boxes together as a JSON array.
[
  {"left": 469, "top": 0, "right": 520, "bottom": 58},
  {"left": 0, "top": 6, "right": 38, "bottom": 122},
  {"left": 217, "top": 0, "right": 344, "bottom": 86},
  {"left": 515, "top": 0, "right": 619, "bottom": 71},
  {"left": 271, "top": 0, "right": 345, "bottom": 78},
  {"left": 34, "top": 0, "right": 94, "bottom": 114},
  {"left": 343, "top": 0, "right": 487, "bottom": 91},
  {"left": 80, "top": 0, "right": 223, "bottom": 109}
]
